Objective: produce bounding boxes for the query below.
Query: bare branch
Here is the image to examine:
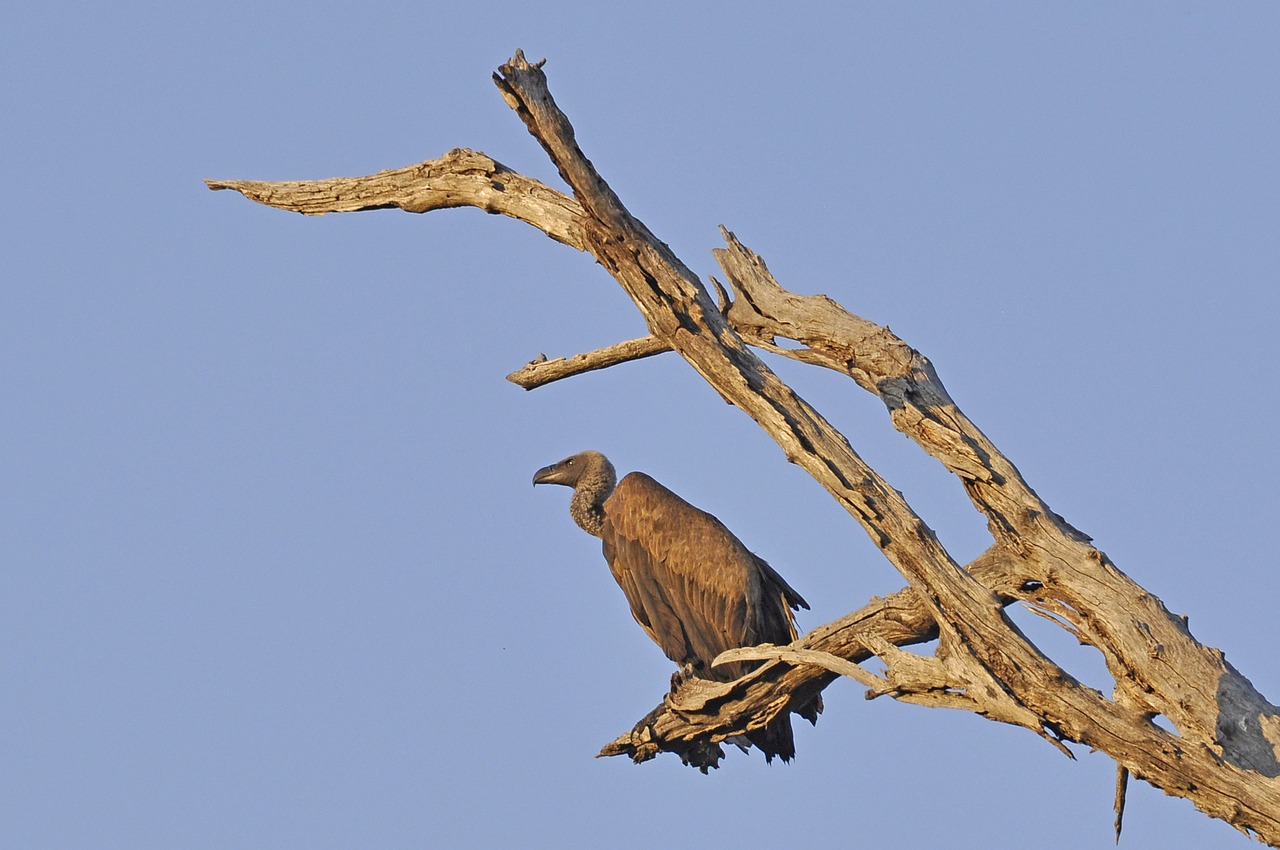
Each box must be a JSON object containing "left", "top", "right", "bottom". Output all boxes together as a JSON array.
[
  {"left": 1115, "top": 766, "right": 1130, "bottom": 843},
  {"left": 491, "top": 49, "right": 1109, "bottom": 757},
  {"left": 490, "top": 53, "right": 1280, "bottom": 840},
  {"left": 713, "top": 644, "right": 885, "bottom": 690},
  {"left": 209, "top": 50, "right": 1280, "bottom": 844},
  {"left": 208, "top": 147, "right": 589, "bottom": 250},
  {"left": 506, "top": 336, "right": 670, "bottom": 389},
  {"left": 715, "top": 229, "right": 1280, "bottom": 753},
  {"left": 490, "top": 57, "right": 979, "bottom": 666}
]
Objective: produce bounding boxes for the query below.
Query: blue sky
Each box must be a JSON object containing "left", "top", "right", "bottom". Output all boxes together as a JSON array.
[{"left": 3, "top": 3, "right": 1278, "bottom": 848}]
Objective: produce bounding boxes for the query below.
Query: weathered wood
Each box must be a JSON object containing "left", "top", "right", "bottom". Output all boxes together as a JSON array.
[
  {"left": 207, "top": 148, "right": 589, "bottom": 249},
  {"left": 715, "top": 231, "right": 1280, "bottom": 768},
  {"left": 506, "top": 336, "right": 670, "bottom": 389},
  {"left": 207, "top": 50, "right": 1280, "bottom": 845}
]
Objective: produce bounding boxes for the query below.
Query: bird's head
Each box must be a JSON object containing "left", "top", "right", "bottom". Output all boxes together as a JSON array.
[
  {"left": 532, "top": 450, "right": 615, "bottom": 490},
  {"left": 534, "top": 451, "right": 617, "bottom": 538}
]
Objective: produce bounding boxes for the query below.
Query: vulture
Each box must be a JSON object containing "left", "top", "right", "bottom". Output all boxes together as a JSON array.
[{"left": 533, "top": 450, "right": 820, "bottom": 762}]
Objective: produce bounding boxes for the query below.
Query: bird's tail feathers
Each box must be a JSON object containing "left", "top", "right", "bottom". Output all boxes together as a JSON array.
[{"left": 750, "top": 693, "right": 823, "bottom": 763}]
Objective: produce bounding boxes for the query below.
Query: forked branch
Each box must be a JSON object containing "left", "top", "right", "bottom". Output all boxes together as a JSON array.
[{"left": 207, "top": 50, "right": 1280, "bottom": 845}]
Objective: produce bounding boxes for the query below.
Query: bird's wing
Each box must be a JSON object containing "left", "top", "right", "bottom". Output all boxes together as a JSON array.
[{"left": 601, "top": 472, "right": 797, "bottom": 679}]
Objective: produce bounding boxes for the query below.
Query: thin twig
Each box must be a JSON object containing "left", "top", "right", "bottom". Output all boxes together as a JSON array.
[{"left": 506, "top": 336, "right": 670, "bottom": 389}]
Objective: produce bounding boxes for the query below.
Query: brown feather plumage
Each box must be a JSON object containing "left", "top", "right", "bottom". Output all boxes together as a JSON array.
[
  {"left": 602, "top": 473, "right": 803, "bottom": 679},
  {"left": 534, "top": 452, "right": 821, "bottom": 762}
]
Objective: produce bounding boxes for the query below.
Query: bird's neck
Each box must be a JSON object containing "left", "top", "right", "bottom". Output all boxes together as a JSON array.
[{"left": 570, "top": 476, "right": 612, "bottom": 538}]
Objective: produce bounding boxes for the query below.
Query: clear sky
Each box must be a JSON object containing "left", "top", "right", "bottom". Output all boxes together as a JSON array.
[{"left": 3, "top": 3, "right": 1278, "bottom": 848}]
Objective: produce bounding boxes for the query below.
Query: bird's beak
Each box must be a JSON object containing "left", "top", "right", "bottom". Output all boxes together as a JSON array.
[{"left": 532, "top": 464, "right": 558, "bottom": 486}]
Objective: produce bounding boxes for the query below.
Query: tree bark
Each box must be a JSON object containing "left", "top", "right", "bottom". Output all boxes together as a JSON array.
[{"left": 207, "top": 50, "right": 1280, "bottom": 846}]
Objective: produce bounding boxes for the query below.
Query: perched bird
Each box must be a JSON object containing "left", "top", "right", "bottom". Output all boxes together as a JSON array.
[{"left": 533, "top": 450, "right": 820, "bottom": 762}]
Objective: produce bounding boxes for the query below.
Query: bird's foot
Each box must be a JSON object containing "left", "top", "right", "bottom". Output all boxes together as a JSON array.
[{"left": 668, "top": 664, "right": 697, "bottom": 694}]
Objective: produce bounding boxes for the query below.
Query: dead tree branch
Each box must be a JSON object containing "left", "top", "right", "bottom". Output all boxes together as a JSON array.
[
  {"left": 207, "top": 50, "right": 1280, "bottom": 845},
  {"left": 506, "top": 335, "right": 670, "bottom": 389},
  {"left": 207, "top": 148, "right": 589, "bottom": 249}
]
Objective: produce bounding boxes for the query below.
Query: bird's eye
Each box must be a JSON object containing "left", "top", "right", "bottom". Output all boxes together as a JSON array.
[{"left": 566, "top": 459, "right": 574, "bottom": 465}]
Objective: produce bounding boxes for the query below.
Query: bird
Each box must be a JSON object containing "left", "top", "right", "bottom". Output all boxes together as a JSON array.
[{"left": 532, "top": 449, "right": 820, "bottom": 762}]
